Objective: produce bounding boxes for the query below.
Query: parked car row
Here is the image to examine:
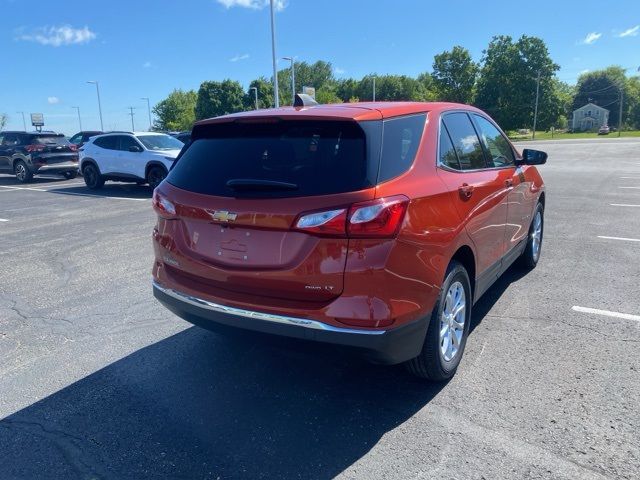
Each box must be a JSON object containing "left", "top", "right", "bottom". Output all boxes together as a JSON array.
[{"left": 0, "top": 129, "right": 186, "bottom": 188}]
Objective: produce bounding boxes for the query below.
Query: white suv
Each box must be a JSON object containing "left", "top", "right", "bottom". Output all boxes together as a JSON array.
[{"left": 79, "top": 132, "right": 184, "bottom": 189}]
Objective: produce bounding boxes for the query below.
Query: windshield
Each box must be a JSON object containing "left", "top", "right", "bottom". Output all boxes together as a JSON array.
[
  {"left": 167, "top": 120, "right": 372, "bottom": 198},
  {"left": 137, "top": 134, "right": 183, "bottom": 151}
]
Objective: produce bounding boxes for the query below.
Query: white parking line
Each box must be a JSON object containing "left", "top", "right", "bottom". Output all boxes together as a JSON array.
[
  {"left": 610, "top": 204, "right": 640, "bottom": 207},
  {"left": 572, "top": 306, "right": 640, "bottom": 323},
  {"left": 597, "top": 235, "right": 640, "bottom": 242},
  {"left": 619, "top": 186, "right": 640, "bottom": 189},
  {"left": 620, "top": 177, "right": 640, "bottom": 179},
  {"left": 0, "top": 219, "right": 8, "bottom": 222}
]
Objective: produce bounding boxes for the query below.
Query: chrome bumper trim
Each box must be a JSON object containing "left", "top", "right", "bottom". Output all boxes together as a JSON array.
[{"left": 153, "top": 281, "right": 386, "bottom": 336}]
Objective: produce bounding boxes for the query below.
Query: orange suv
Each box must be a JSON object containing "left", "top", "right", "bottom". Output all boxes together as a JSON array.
[{"left": 152, "top": 100, "right": 546, "bottom": 380}]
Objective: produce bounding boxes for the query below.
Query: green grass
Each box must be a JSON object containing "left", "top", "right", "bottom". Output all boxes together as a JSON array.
[{"left": 508, "top": 130, "right": 640, "bottom": 141}]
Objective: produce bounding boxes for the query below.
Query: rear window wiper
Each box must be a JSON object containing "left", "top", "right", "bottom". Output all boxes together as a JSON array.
[{"left": 226, "top": 179, "right": 298, "bottom": 191}]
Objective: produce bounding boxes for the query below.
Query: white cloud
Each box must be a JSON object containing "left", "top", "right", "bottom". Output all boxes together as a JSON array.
[
  {"left": 581, "top": 32, "right": 602, "bottom": 45},
  {"left": 617, "top": 25, "right": 639, "bottom": 37},
  {"left": 217, "top": 0, "right": 286, "bottom": 11},
  {"left": 142, "top": 61, "right": 152, "bottom": 68},
  {"left": 17, "top": 25, "right": 96, "bottom": 47},
  {"left": 230, "top": 53, "right": 250, "bottom": 62},
  {"left": 47, "top": 96, "right": 59, "bottom": 104},
  {"left": 334, "top": 67, "right": 346, "bottom": 75},
  {"left": 579, "top": 69, "right": 590, "bottom": 75}
]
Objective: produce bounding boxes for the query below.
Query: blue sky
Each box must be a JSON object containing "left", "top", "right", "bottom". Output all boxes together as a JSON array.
[{"left": 1, "top": 0, "right": 639, "bottom": 133}]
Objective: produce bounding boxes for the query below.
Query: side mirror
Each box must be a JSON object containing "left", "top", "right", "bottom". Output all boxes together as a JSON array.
[
  {"left": 519, "top": 148, "right": 547, "bottom": 165},
  {"left": 129, "top": 145, "right": 143, "bottom": 152}
]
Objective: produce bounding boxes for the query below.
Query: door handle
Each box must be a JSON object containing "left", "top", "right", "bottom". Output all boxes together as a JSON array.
[
  {"left": 458, "top": 183, "right": 474, "bottom": 200},
  {"left": 505, "top": 179, "right": 513, "bottom": 188}
]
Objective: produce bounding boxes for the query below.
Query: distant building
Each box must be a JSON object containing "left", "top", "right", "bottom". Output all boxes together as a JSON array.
[{"left": 571, "top": 103, "right": 609, "bottom": 131}]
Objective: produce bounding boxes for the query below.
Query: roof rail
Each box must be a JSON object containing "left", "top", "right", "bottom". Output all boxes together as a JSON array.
[{"left": 294, "top": 93, "right": 319, "bottom": 108}]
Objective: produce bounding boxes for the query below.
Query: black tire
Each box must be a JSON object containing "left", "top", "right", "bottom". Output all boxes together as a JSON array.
[
  {"left": 405, "top": 261, "right": 472, "bottom": 381},
  {"left": 146, "top": 166, "right": 166, "bottom": 190},
  {"left": 83, "top": 163, "right": 104, "bottom": 190},
  {"left": 517, "top": 202, "right": 544, "bottom": 270},
  {"left": 14, "top": 160, "right": 33, "bottom": 183},
  {"left": 63, "top": 171, "right": 78, "bottom": 180}
]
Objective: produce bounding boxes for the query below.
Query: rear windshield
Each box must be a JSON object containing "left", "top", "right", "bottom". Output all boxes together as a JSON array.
[
  {"left": 30, "top": 135, "right": 70, "bottom": 145},
  {"left": 167, "top": 120, "right": 372, "bottom": 198}
]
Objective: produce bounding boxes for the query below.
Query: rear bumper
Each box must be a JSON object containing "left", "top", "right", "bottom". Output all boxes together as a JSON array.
[
  {"left": 32, "top": 161, "right": 79, "bottom": 174},
  {"left": 153, "top": 281, "right": 428, "bottom": 365}
]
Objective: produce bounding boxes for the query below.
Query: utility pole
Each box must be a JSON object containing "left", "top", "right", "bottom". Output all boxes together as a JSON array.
[
  {"left": 141, "top": 97, "right": 152, "bottom": 131},
  {"left": 72, "top": 106, "right": 82, "bottom": 131},
  {"left": 128, "top": 107, "right": 136, "bottom": 131},
  {"left": 532, "top": 70, "right": 541, "bottom": 140},
  {"left": 87, "top": 81, "right": 104, "bottom": 131},
  {"left": 372, "top": 76, "right": 376, "bottom": 102},
  {"left": 250, "top": 87, "right": 258, "bottom": 110},
  {"left": 270, "top": 0, "right": 280, "bottom": 108},
  {"left": 283, "top": 57, "right": 295, "bottom": 104},
  {"left": 17, "top": 111, "right": 26, "bottom": 131},
  {"left": 618, "top": 85, "right": 623, "bottom": 138}
]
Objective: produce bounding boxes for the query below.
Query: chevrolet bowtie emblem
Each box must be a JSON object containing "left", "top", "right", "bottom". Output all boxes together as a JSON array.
[{"left": 208, "top": 210, "right": 238, "bottom": 222}]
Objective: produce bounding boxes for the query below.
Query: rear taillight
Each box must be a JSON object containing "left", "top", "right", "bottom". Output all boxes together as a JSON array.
[
  {"left": 152, "top": 190, "right": 176, "bottom": 218},
  {"left": 294, "top": 195, "right": 409, "bottom": 238},
  {"left": 25, "top": 144, "right": 46, "bottom": 153}
]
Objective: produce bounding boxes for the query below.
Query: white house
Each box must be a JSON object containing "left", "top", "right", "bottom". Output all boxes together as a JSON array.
[{"left": 571, "top": 103, "right": 609, "bottom": 131}]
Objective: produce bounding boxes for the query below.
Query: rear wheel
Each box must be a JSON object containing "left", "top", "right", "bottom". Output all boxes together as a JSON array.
[
  {"left": 83, "top": 164, "right": 104, "bottom": 190},
  {"left": 63, "top": 171, "right": 78, "bottom": 180},
  {"left": 518, "top": 202, "right": 544, "bottom": 269},
  {"left": 14, "top": 160, "right": 33, "bottom": 183},
  {"left": 146, "top": 166, "right": 166, "bottom": 190},
  {"left": 406, "top": 261, "right": 472, "bottom": 381}
]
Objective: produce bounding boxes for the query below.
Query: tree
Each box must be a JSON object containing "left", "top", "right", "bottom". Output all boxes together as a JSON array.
[
  {"left": 195, "top": 79, "right": 246, "bottom": 120},
  {"left": 572, "top": 67, "right": 628, "bottom": 128},
  {"left": 628, "top": 76, "right": 640, "bottom": 129},
  {"left": 431, "top": 46, "right": 478, "bottom": 104},
  {"left": 152, "top": 90, "right": 196, "bottom": 131},
  {"left": 277, "top": 60, "right": 335, "bottom": 105},
  {"left": 356, "top": 75, "right": 429, "bottom": 101},
  {"left": 246, "top": 77, "right": 274, "bottom": 110},
  {"left": 475, "top": 35, "right": 559, "bottom": 131},
  {"left": 336, "top": 78, "right": 359, "bottom": 102},
  {"left": 0, "top": 113, "right": 7, "bottom": 131}
]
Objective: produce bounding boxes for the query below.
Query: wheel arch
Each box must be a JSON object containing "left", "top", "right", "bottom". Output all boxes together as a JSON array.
[
  {"left": 81, "top": 158, "right": 100, "bottom": 173},
  {"left": 450, "top": 245, "right": 476, "bottom": 302},
  {"left": 145, "top": 161, "right": 168, "bottom": 179}
]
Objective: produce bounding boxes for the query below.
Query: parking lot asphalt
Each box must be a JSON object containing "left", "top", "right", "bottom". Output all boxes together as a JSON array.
[{"left": 0, "top": 137, "right": 638, "bottom": 479}]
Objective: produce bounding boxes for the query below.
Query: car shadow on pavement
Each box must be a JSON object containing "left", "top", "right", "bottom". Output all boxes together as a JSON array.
[
  {"left": 470, "top": 263, "right": 529, "bottom": 333},
  {"left": 0, "top": 175, "right": 71, "bottom": 186},
  {"left": 0, "top": 327, "right": 446, "bottom": 479},
  {"left": 46, "top": 183, "right": 153, "bottom": 200}
]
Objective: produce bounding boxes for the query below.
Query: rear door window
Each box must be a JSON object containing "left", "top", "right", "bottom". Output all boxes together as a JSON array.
[
  {"left": 168, "top": 120, "right": 373, "bottom": 198},
  {"left": 442, "top": 113, "right": 487, "bottom": 170},
  {"left": 439, "top": 124, "right": 461, "bottom": 170},
  {"left": 94, "top": 136, "right": 118, "bottom": 150},
  {"left": 378, "top": 114, "right": 426, "bottom": 182},
  {"left": 119, "top": 136, "right": 141, "bottom": 151},
  {"left": 473, "top": 115, "right": 514, "bottom": 168}
]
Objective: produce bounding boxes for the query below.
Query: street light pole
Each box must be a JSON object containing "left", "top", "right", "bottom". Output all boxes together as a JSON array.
[
  {"left": 618, "top": 85, "right": 624, "bottom": 138},
  {"left": 87, "top": 81, "right": 104, "bottom": 131},
  {"left": 270, "top": 0, "right": 280, "bottom": 108},
  {"left": 250, "top": 87, "right": 258, "bottom": 110},
  {"left": 17, "top": 111, "right": 26, "bottom": 131},
  {"left": 532, "top": 70, "right": 541, "bottom": 140},
  {"left": 283, "top": 57, "right": 295, "bottom": 104},
  {"left": 141, "top": 97, "right": 152, "bottom": 131},
  {"left": 128, "top": 107, "right": 135, "bottom": 131},
  {"left": 72, "top": 106, "right": 82, "bottom": 131},
  {"left": 372, "top": 76, "right": 376, "bottom": 102}
]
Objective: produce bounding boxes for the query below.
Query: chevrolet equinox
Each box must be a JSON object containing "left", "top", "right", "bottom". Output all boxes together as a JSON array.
[{"left": 152, "top": 100, "right": 546, "bottom": 381}]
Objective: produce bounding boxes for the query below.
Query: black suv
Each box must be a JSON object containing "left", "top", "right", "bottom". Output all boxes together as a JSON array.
[
  {"left": 69, "top": 130, "right": 103, "bottom": 148},
  {"left": 0, "top": 131, "right": 79, "bottom": 183}
]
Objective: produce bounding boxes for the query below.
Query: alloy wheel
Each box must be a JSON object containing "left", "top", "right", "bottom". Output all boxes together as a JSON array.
[{"left": 440, "top": 281, "right": 466, "bottom": 362}]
